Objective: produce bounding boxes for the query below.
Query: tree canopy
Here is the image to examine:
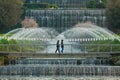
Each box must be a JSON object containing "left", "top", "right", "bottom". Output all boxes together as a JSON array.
[
  {"left": 106, "top": 0, "right": 120, "bottom": 33},
  {"left": 0, "top": 0, "right": 23, "bottom": 33},
  {"left": 87, "top": 0, "right": 106, "bottom": 9},
  {"left": 21, "top": 18, "right": 38, "bottom": 28}
]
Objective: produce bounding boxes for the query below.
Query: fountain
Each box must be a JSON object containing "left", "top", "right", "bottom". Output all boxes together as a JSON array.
[
  {"left": 3, "top": 22, "right": 119, "bottom": 42},
  {"left": 2, "top": 22, "right": 119, "bottom": 53},
  {"left": 58, "top": 22, "right": 119, "bottom": 41},
  {"left": 0, "top": 61, "right": 120, "bottom": 80},
  {"left": 0, "top": 23, "right": 120, "bottom": 80},
  {"left": 25, "top": 9, "right": 105, "bottom": 32},
  {"left": 3, "top": 27, "right": 58, "bottom": 41}
]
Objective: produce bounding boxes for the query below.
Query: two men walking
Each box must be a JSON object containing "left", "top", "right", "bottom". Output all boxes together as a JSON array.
[{"left": 55, "top": 40, "right": 64, "bottom": 54}]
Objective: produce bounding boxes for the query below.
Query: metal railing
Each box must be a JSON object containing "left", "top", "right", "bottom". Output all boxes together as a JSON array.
[{"left": 0, "top": 44, "right": 120, "bottom": 54}]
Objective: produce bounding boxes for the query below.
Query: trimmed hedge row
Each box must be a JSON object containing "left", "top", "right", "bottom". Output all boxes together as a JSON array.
[{"left": 24, "top": 3, "right": 58, "bottom": 9}]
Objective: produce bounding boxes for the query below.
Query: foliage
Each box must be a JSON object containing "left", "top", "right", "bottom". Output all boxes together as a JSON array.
[
  {"left": 88, "top": 39, "right": 120, "bottom": 44},
  {"left": 0, "top": 0, "right": 23, "bottom": 33},
  {"left": 0, "top": 34, "right": 4, "bottom": 36},
  {"left": 85, "top": 40, "right": 120, "bottom": 52},
  {"left": 0, "top": 39, "right": 18, "bottom": 52},
  {"left": 0, "top": 39, "right": 45, "bottom": 53},
  {"left": 87, "top": 0, "right": 106, "bottom": 9},
  {"left": 24, "top": 0, "right": 30, "bottom": 3},
  {"left": 0, "top": 39, "right": 17, "bottom": 44},
  {"left": 0, "top": 55, "right": 9, "bottom": 65},
  {"left": 21, "top": 18, "right": 38, "bottom": 28},
  {"left": 0, "top": 39, "right": 9, "bottom": 44},
  {"left": 24, "top": 3, "right": 58, "bottom": 9},
  {"left": 8, "top": 39, "right": 17, "bottom": 44},
  {"left": 0, "top": 56, "right": 4, "bottom": 65},
  {"left": 87, "top": 0, "right": 96, "bottom": 8},
  {"left": 106, "top": 0, "right": 120, "bottom": 33},
  {"left": 109, "top": 56, "right": 120, "bottom": 65}
]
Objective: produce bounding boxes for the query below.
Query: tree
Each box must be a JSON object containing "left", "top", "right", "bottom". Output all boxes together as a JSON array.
[
  {"left": 87, "top": 0, "right": 96, "bottom": 8},
  {"left": 0, "top": 0, "right": 23, "bottom": 33},
  {"left": 87, "top": 0, "right": 106, "bottom": 9},
  {"left": 21, "top": 18, "right": 38, "bottom": 28},
  {"left": 106, "top": 0, "right": 120, "bottom": 33},
  {"left": 96, "top": 0, "right": 106, "bottom": 8}
]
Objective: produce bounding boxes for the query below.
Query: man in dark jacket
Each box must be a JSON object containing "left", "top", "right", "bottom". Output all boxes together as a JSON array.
[
  {"left": 61, "top": 40, "right": 64, "bottom": 53},
  {"left": 55, "top": 40, "right": 60, "bottom": 53}
]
